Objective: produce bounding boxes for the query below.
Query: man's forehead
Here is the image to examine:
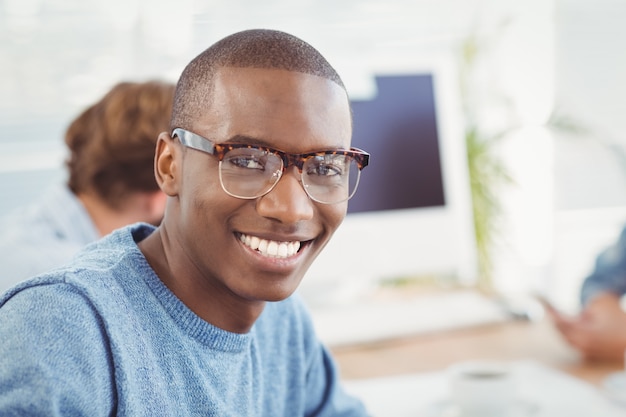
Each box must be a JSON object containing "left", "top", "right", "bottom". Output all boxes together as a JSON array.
[
  {"left": 191, "top": 75, "right": 350, "bottom": 151},
  {"left": 207, "top": 67, "right": 346, "bottom": 111}
]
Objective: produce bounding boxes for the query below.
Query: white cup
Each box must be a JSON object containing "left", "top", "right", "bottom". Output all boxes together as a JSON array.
[{"left": 447, "top": 360, "right": 516, "bottom": 416}]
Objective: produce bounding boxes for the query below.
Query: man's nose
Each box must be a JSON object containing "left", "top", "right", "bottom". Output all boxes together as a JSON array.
[{"left": 255, "top": 166, "right": 314, "bottom": 223}]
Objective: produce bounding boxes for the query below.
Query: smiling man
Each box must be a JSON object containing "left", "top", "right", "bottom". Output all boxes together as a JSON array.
[{"left": 0, "top": 29, "right": 370, "bottom": 416}]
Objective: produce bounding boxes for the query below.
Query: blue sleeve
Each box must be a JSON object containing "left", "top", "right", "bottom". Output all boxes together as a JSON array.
[
  {"left": 581, "top": 225, "right": 626, "bottom": 304},
  {"left": 289, "top": 294, "right": 369, "bottom": 417},
  {"left": 304, "top": 343, "right": 370, "bottom": 417},
  {"left": 0, "top": 284, "right": 115, "bottom": 416}
]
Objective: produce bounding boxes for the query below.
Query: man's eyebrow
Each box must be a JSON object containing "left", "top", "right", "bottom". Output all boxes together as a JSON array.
[
  {"left": 224, "top": 134, "right": 348, "bottom": 153},
  {"left": 225, "top": 134, "right": 270, "bottom": 146}
]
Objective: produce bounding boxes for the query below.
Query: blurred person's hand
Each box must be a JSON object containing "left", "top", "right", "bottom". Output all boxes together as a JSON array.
[{"left": 548, "top": 292, "right": 626, "bottom": 361}]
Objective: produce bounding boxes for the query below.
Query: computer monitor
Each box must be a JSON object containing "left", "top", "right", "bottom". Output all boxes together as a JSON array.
[{"left": 301, "top": 65, "right": 477, "bottom": 306}]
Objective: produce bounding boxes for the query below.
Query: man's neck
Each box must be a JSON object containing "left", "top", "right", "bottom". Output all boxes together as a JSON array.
[{"left": 137, "top": 226, "right": 266, "bottom": 334}]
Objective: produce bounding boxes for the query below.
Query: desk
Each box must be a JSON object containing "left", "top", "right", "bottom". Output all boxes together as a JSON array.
[
  {"left": 331, "top": 319, "right": 623, "bottom": 387},
  {"left": 331, "top": 319, "right": 626, "bottom": 416}
]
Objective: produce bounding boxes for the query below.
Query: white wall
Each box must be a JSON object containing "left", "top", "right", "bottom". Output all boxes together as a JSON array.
[{"left": 553, "top": 0, "right": 626, "bottom": 211}]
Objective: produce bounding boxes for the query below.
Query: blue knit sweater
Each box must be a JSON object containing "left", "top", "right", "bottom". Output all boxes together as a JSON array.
[{"left": 0, "top": 224, "right": 368, "bottom": 416}]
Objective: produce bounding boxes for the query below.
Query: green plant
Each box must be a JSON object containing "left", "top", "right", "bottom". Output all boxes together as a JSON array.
[
  {"left": 459, "top": 27, "right": 515, "bottom": 291},
  {"left": 465, "top": 126, "right": 513, "bottom": 290}
]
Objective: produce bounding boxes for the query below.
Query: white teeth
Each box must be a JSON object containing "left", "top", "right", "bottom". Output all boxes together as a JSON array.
[
  {"left": 267, "top": 241, "right": 278, "bottom": 256},
  {"left": 277, "top": 243, "right": 288, "bottom": 257},
  {"left": 258, "top": 239, "right": 268, "bottom": 254},
  {"left": 239, "top": 233, "right": 301, "bottom": 258}
]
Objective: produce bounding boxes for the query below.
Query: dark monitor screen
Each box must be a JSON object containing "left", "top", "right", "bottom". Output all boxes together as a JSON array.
[{"left": 348, "top": 74, "right": 445, "bottom": 213}]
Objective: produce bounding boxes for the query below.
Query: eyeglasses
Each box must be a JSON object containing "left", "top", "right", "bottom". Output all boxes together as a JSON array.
[{"left": 172, "top": 128, "right": 369, "bottom": 204}]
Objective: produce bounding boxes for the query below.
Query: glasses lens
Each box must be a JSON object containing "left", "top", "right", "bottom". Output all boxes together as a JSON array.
[
  {"left": 219, "top": 148, "right": 283, "bottom": 198},
  {"left": 302, "top": 154, "right": 361, "bottom": 204}
]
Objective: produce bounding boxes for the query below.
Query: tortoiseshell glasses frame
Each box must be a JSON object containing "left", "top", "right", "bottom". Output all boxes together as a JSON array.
[{"left": 172, "top": 128, "right": 369, "bottom": 204}]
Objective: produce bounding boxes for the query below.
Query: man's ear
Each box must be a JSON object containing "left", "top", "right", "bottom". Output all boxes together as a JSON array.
[{"left": 154, "top": 131, "right": 180, "bottom": 197}]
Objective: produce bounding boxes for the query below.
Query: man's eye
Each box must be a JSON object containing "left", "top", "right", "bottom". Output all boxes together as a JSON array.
[
  {"left": 228, "top": 156, "right": 266, "bottom": 170},
  {"left": 308, "top": 162, "right": 344, "bottom": 177}
]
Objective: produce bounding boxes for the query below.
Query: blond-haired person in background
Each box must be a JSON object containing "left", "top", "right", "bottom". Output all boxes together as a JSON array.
[{"left": 0, "top": 80, "right": 174, "bottom": 291}]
